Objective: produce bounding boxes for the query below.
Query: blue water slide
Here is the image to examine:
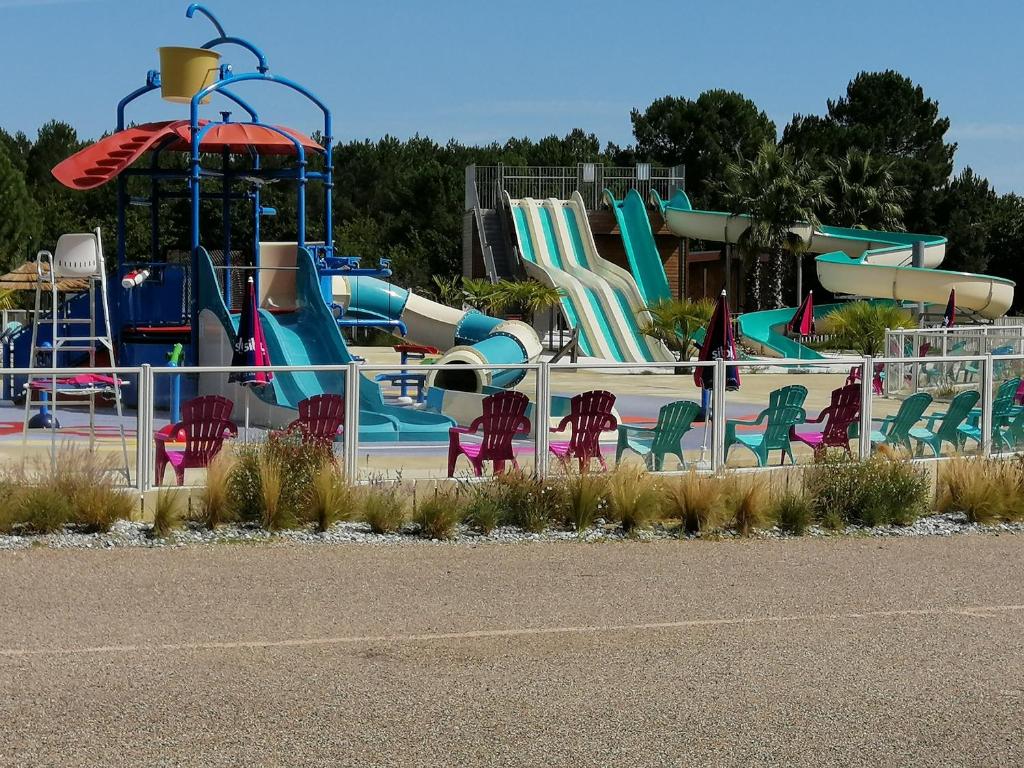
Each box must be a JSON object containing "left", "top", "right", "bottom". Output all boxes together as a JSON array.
[{"left": 198, "top": 247, "right": 455, "bottom": 442}]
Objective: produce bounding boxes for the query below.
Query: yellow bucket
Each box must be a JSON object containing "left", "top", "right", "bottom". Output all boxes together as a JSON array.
[{"left": 158, "top": 46, "right": 222, "bottom": 104}]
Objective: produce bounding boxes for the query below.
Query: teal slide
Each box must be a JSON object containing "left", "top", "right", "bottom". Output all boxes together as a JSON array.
[
  {"left": 604, "top": 188, "right": 672, "bottom": 306},
  {"left": 198, "top": 247, "right": 455, "bottom": 442}
]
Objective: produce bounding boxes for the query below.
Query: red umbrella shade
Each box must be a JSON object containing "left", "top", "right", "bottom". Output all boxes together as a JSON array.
[
  {"left": 787, "top": 291, "right": 815, "bottom": 337},
  {"left": 940, "top": 288, "right": 956, "bottom": 328},
  {"left": 230, "top": 278, "right": 273, "bottom": 387},
  {"left": 694, "top": 290, "right": 740, "bottom": 391}
]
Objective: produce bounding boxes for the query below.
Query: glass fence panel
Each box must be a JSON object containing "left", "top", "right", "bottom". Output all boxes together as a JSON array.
[{"left": 0, "top": 367, "right": 141, "bottom": 491}]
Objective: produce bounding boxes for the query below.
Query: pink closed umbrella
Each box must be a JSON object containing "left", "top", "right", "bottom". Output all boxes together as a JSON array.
[{"left": 230, "top": 277, "right": 273, "bottom": 387}]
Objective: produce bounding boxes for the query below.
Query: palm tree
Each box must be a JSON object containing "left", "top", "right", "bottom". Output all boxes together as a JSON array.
[
  {"left": 431, "top": 275, "right": 464, "bottom": 308},
  {"left": 491, "top": 280, "right": 563, "bottom": 326},
  {"left": 824, "top": 150, "right": 909, "bottom": 231},
  {"left": 719, "top": 141, "right": 829, "bottom": 310},
  {"left": 818, "top": 301, "right": 916, "bottom": 356},
  {"left": 461, "top": 277, "right": 500, "bottom": 313},
  {"left": 637, "top": 297, "right": 715, "bottom": 361}
]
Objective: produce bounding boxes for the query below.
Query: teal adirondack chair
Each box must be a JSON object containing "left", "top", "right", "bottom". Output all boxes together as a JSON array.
[
  {"left": 960, "top": 344, "right": 1013, "bottom": 383},
  {"left": 908, "top": 389, "right": 980, "bottom": 457},
  {"left": 1000, "top": 406, "right": 1024, "bottom": 450},
  {"left": 924, "top": 341, "right": 967, "bottom": 386},
  {"left": 959, "top": 377, "right": 1022, "bottom": 452},
  {"left": 725, "top": 385, "right": 808, "bottom": 467},
  {"left": 616, "top": 399, "right": 701, "bottom": 470},
  {"left": 870, "top": 392, "right": 933, "bottom": 452}
]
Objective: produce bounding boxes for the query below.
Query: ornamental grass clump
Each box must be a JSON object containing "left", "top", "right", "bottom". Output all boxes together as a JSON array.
[
  {"left": 413, "top": 487, "right": 465, "bottom": 540},
  {"left": 663, "top": 471, "right": 724, "bottom": 536},
  {"left": 937, "top": 457, "right": 1024, "bottom": 524},
  {"left": 557, "top": 469, "right": 609, "bottom": 534},
  {"left": 361, "top": 478, "right": 408, "bottom": 534},
  {"left": 308, "top": 460, "right": 354, "bottom": 533},
  {"left": 17, "top": 485, "right": 72, "bottom": 534},
  {"left": 51, "top": 448, "right": 135, "bottom": 532},
  {"left": 606, "top": 465, "right": 661, "bottom": 532},
  {"left": 197, "top": 448, "right": 237, "bottom": 529},
  {"left": 150, "top": 488, "right": 184, "bottom": 539},
  {"left": 771, "top": 491, "right": 814, "bottom": 535},
  {"left": 257, "top": 453, "right": 291, "bottom": 531},
  {"left": 721, "top": 474, "right": 772, "bottom": 536},
  {"left": 228, "top": 431, "right": 327, "bottom": 525},
  {"left": 462, "top": 485, "right": 503, "bottom": 535}
]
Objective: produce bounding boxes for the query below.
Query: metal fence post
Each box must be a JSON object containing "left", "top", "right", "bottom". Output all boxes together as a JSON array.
[
  {"left": 711, "top": 359, "right": 727, "bottom": 472},
  {"left": 136, "top": 364, "right": 151, "bottom": 495},
  {"left": 981, "top": 354, "right": 994, "bottom": 457},
  {"left": 534, "top": 363, "right": 550, "bottom": 479},
  {"left": 859, "top": 356, "right": 873, "bottom": 460},
  {"left": 344, "top": 361, "right": 360, "bottom": 478}
]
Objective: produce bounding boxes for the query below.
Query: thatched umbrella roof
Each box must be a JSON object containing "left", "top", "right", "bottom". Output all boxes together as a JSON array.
[{"left": 0, "top": 262, "right": 89, "bottom": 293}]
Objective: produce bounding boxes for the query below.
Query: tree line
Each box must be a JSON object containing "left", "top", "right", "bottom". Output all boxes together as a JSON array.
[{"left": 1, "top": 69, "right": 1021, "bottom": 311}]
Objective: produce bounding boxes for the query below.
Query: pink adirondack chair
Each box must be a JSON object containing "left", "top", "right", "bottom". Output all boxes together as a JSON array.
[
  {"left": 447, "top": 391, "right": 530, "bottom": 477},
  {"left": 790, "top": 383, "right": 861, "bottom": 458},
  {"left": 847, "top": 363, "right": 885, "bottom": 395},
  {"left": 154, "top": 395, "right": 238, "bottom": 486},
  {"left": 283, "top": 394, "right": 345, "bottom": 452},
  {"left": 549, "top": 389, "right": 618, "bottom": 470}
]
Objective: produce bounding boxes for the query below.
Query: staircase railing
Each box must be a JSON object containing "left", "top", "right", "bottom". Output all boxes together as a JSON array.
[{"left": 465, "top": 166, "right": 498, "bottom": 283}]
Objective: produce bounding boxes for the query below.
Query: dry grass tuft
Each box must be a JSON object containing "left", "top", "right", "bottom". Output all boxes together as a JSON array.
[
  {"left": 197, "top": 448, "right": 237, "bottom": 529},
  {"left": 607, "top": 465, "right": 661, "bottom": 532},
  {"left": 151, "top": 489, "right": 184, "bottom": 538},
  {"left": 721, "top": 475, "right": 772, "bottom": 536},
  {"left": 663, "top": 471, "right": 724, "bottom": 536},
  {"left": 308, "top": 461, "right": 354, "bottom": 533},
  {"left": 361, "top": 480, "right": 408, "bottom": 534},
  {"left": 557, "top": 469, "right": 609, "bottom": 534}
]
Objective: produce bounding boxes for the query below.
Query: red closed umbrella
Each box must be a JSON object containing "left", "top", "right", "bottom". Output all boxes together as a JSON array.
[
  {"left": 229, "top": 277, "right": 273, "bottom": 387},
  {"left": 787, "top": 290, "right": 815, "bottom": 337}
]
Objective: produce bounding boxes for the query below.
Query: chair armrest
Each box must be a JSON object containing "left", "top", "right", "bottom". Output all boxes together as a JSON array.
[
  {"left": 154, "top": 421, "right": 185, "bottom": 441},
  {"left": 803, "top": 409, "right": 829, "bottom": 425},
  {"left": 618, "top": 423, "right": 655, "bottom": 435},
  {"left": 726, "top": 411, "right": 767, "bottom": 428},
  {"left": 224, "top": 422, "right": 239, "bottom": 438},
  {"left": 550, "top": 414, "right": 573, "bottom": 434}
]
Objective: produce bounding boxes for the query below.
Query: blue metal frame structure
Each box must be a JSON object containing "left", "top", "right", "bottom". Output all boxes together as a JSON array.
[{"left": 108, "top": 3, "right": 393, "bottom": 361}]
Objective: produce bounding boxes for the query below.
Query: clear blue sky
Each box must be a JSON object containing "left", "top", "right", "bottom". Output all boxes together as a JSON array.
[{"left": 2, "top": 0, "right": 1022, "bottom": 192}]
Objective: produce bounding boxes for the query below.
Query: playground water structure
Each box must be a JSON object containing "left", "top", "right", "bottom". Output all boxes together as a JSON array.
[
  {"left": 603, "top": 188, "right": 673, "bottom": 307},
  {"left": 654, "top": 189, "right": 1016, "bottom": 358},
  {"left": 506, "top": 193, "right": 673, "bottom": 365}
]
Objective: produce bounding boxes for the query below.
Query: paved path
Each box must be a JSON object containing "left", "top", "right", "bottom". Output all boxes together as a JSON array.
[{"left": 1, "top": 536, "right": 1022, "bottom": 767}]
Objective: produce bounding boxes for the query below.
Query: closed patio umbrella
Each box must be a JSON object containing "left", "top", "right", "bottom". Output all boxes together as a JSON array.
[{"left": 229, "top": 277, "right": 273, "bottom": 387}]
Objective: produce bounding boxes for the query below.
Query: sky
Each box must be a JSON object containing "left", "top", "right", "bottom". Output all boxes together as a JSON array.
[{"left": 1, "top": 0, "right": 1023, "bottom": 191}]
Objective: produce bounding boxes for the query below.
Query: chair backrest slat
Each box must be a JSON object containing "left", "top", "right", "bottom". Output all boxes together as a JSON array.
[
  {"left": 182, "top": 395, "right": 234, "bottom": 460},
  {"left": 565, "top": 389, "right": 617, "bottom": 460},
  {"left": 477, "top": 391, "right": 530, "bottom": 459}
]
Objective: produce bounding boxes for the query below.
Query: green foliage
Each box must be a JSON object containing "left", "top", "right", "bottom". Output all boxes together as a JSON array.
[
  {"left": 556, "top": 470, "right": 609, "bottom": 534},
  {"left": 818, "top": 301, "right": 916, "bottom": 356},
  {"left": 824, "top": 150, "right": 909, "bottom": 230},
  {"left": 490, "top": 280, "right": 563, "bottom": 324},
  {"left": 772, "top": 492, "right": 814, "bottom": 535},
  {"left": 936, "top": 168, "right": 997, "bottom": 274},
  {"left": 461, "top": 485, "right": 503, "bottom": 534},
  {"left": 228, "top": 431, "right": 325, "bottom": 525},
  {"left": 414, "top": 487, "right": 465, "bottom": 539},
  {"left": 637, "top": 298, "right": 715, "bottom": 359},
  {"left": 0, "top": 141, "right": 41, "bottom": 272},
  {"left": 719, "top": 140, "right": 828, "bottom": 310},
  {"left": 18, "top": 486, "right": 72, "bottom": 534},
  {"left": 806, "top": 455, "right": 929, "bottom": 528},
  {"left": 361, "top": 481, "right": 408, "bottom": 534},
  {"left": 631, "top": 89, "right": 776, "bottom": 207},
  {"left": 489, "top": 470, "right": 558, "bottom": 533}
]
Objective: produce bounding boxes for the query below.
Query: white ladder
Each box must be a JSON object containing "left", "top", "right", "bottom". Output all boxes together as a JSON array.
[{"left": 22, "top": 228, "right": 131, "bottom": 483}]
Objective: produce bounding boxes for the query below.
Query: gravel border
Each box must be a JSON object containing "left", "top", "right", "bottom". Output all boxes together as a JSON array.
[{"left": 0, "top": 512, "right": 1021, "bottom": 550}]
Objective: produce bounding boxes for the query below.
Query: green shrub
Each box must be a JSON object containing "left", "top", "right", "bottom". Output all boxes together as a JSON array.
[
  {"left": 414, "top": 487, "right": 464, "bottom": 539},
  {"left": 151, "top": 489, "right": 184, "bottom": 538},
  {"left": 663, "top": 471, "right": 724, "bottom": 535},
  {"left": 722, "top": 475, "right": 771, "bottom": 536},
  {"left": 772, "top": 492, "right": 813, "bottom": 535},
  {"left": 807, "top": 455, "right": 928, "bottom": 527},
  {"left": 308, "top": 461, "right": 354, "bottom": 533},
  {"left": 607, "top": 466, "right": 661, "bottom": 532},
  {"left": 18, "top": 485, "right": 72, "bottom": 534},
  {"left": 489, "top": 470, "right": 558, "bottom": 533},
  {"left": 228, "top": 431, "right": 326, "bottom": 525},
  {"left": 462, "top": 486, "right": 503, "bottom": 534},
  {"left": 361, "top": 480, "right": 407, "bottom": 534},
  {"left": 557, "top": 470, "right": 608, "bottom": 534}
]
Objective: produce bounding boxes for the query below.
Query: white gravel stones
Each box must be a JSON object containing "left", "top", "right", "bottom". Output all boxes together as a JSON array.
[{"left": 0, "top": 512, "right": 1020, "bottom": 551}]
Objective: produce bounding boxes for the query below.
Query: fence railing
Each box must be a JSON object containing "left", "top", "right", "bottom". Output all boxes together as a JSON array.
[
  {"left": 466, "top": 164, "right": 686, "bottom": 211},
  {"left": 6, "top": 350, "right": 1023, "bottom": 496}
]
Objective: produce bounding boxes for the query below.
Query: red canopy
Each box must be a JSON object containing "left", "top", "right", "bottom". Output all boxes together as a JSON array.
[{"left": 52, "top": 120, "right": 324, "bottom": 191}]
